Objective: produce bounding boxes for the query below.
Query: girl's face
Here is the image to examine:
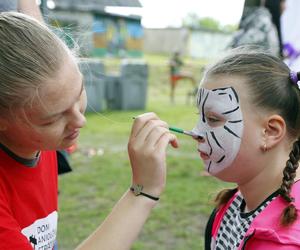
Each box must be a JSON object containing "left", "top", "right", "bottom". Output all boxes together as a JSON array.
[
  {"left": 193, "top": 86, "right": 243, "bottom": 174},
  {"left": 0, "top": 55, "right": 87, "bottom": 158},
  {"left": 194, "top": 74, "right": 264, "bottom": 182}
]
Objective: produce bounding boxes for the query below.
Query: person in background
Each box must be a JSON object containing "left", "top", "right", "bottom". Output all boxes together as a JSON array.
[
  {"left": 0, "top": 0, "right": 44, "bottom": 22},
  {"left": 264, "top": 0, "right": 286, "bottom": 56},
  {"left": 169, "top": 51, "right": 196, "bottom": 103},
  {"left": 281, "top": 0, "right": 300, "bottom": 71},
  {"left": 229, "top": 0, "right": 286, "bottom": 57}
]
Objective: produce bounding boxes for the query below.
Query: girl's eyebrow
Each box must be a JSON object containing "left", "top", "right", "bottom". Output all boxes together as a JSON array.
[{"left": 42, "top": 78, "right": 84, "bottom": 120}]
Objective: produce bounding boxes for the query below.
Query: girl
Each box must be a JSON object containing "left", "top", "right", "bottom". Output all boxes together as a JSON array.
[
  {"left": 192, "top": 48, "right": 300, "bottom": 249},
  {"left": 0, "top": 12, "right": 178, "bottom": 250}
]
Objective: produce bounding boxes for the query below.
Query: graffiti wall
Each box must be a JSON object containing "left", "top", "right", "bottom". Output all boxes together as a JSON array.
[{"left": 93, "top": 15, "right": 143, "bottom": 57}]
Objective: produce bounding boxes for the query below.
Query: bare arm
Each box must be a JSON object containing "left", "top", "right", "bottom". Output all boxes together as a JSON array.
[
  {"left": 18, "top": 0, "right": 44, "bottom": 23},
  {"left": 76, "top": 191, "right": 156, "bottom": 250},
  {"left": 76, "top": 113, "right": 178, "bottom": 250}
]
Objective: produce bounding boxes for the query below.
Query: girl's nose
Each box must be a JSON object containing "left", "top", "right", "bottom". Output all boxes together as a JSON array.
[
  {"left": 198, "top": 135, "right": 205, "bottom": 142},
  {"left": 193, "top": 133, "right": 205, "bottom": 143}
]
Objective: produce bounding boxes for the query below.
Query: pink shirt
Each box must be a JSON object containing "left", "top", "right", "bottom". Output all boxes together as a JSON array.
[{"left": 211, "top": 181, "right": 300, "bottom": 249}]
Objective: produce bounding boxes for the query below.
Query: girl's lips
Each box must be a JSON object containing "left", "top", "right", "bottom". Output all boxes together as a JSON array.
[{"left": 198, "top": 150, "right": 210, "bottom": 160}]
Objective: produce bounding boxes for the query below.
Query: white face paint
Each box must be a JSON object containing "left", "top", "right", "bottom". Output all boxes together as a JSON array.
[{"left": 192, "top": 87, "right": 243, "bottom": 174}]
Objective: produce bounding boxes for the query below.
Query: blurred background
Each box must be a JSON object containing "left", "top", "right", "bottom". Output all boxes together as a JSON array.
[
  {"left": 39, "top": 0, "right": 243, "bottom": 58},
  {"left": 32, "top": 0, "right": 300, "bottom": 249}
]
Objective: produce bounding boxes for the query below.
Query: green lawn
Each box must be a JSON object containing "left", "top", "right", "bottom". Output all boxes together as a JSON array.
[{"left": 57, "top": 54, "right": 232, "bottom": 250}]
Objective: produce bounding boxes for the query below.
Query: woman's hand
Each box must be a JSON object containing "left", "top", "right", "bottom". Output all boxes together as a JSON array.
[{"left": 128, "top": 112, "right": 178, "bottom": 198}]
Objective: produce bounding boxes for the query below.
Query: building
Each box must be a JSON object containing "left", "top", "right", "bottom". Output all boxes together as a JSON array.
[
  {"left": 143, "top": 27, "right": 233, "bottom": 59},
  {"left": 48, "top": 0, "right": 143, "bottom": 57}
]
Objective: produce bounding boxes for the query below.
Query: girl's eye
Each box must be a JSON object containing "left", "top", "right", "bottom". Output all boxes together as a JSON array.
[
  {"left": 207, "top": 116, "right": 220, "bottom": 123},
  {"left": 206, "top": 113, "right": 226, "bottom": 127}
]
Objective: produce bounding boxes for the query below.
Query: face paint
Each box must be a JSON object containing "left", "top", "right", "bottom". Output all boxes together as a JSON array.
[{"left": 192, "top": 87, "right": 243, "bottom": 174}]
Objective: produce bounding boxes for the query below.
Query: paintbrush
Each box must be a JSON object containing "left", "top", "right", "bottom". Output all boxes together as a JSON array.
[
  {"left": 132, "top": 117, "right": 203, "bottom": 139},
  {"left": 169, "top": 126, "right": 203, "bottom": 139}
]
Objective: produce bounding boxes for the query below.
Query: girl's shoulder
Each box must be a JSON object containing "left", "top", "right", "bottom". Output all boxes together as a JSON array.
[
  {"left": 250, "top": 180, "right": 300, "bottom": 229},
  {"left": 291, "top": 179, "right": 300, "bottom": 198}
]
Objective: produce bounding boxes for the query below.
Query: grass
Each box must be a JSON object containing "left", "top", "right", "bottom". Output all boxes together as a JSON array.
[{"left": 57, "top": 54, "right": 232, "bottom": 249}]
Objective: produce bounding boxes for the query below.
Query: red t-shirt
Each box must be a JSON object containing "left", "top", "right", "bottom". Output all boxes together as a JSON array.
[{"left": 0, "top": 149, "right": 58, "bottom": 250}]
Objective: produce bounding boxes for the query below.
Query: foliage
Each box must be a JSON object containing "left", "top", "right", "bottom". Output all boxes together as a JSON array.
[
  {"left": 199, "top": 17, "right": 221, "bottom": 31},
  {"left": 183, "top": 12, "right": 237, "bottom": 32}
]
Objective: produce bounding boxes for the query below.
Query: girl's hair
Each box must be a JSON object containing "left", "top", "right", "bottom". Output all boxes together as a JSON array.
[
  {"left": 205, "top": 48, "right": 300, "bottom": 226},
  {"left": 0, "top": 12, "right": 71, "bottom": 114}
]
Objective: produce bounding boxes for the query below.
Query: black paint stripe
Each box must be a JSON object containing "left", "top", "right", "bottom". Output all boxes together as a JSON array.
[
  {"left": 212, "top": 87, "right": 229, "bottom": 91},
  {"left": 217, "top": 155, "right": 225, "bottom": 163},
  {"left": 202, "top": 92, "right": 209, "bottom": 123},
  {"left": 222, "top": 106, "right": 239, "bottom": 115},
  {"left": 228, "top": 120, "right": 242, "bottom": 123},
  {"left": 211, "top": 131, "right": 223, "bottom": 149},
  {"left": 197, "top": 88, "right": 202, "bottom": 106},
  {"left": 224, "top": 125, "right": 240, "bottom": 138},
  {"left": 230, "top": 87, "right": 239, "bottom": 103},
  {"left": 208, "top": 161, "right": 212, "bottom": 172},
  {"left": 206, "top": 132, "right": 213, "bottom": 155}
]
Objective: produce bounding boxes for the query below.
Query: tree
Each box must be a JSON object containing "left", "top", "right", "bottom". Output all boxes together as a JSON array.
[
  {"left": 183, "top": 13, "right": 237, "bottom": 32},
  {"left": 198, "top": 17, "right": 221, "bottom": 31}
]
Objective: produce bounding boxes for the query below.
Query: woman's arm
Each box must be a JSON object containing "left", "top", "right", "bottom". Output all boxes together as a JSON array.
[
  {"left": 18, "top": 0, "right": 44, "bottom": 23},
  {"left": 76, "top": 190, "right": 156, "bottom": 250},
  {"left": 76, "top": 113, "right": 178, "bottom": 250}
]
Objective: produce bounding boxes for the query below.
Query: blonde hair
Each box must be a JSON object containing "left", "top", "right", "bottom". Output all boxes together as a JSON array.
[{"left": 0, "top": 12, "right": 71, "bottom": 114}]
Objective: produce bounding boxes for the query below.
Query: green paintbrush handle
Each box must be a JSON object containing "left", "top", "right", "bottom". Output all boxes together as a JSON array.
[{"left": 169, "top": 126, "right": 184, "bottom": 134}]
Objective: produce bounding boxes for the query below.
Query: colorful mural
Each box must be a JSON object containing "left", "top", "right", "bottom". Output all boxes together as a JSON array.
[{"left": 92, "top": 15, "right": 143, "bottom": 57}]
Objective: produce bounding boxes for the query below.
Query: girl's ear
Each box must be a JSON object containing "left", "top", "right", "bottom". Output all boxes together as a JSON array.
[{"left": 262, "top": 114, "right": 286, "bottom": 150}]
